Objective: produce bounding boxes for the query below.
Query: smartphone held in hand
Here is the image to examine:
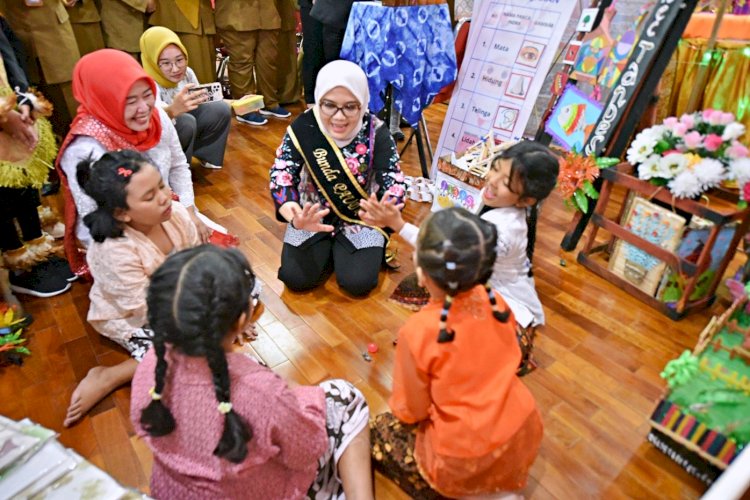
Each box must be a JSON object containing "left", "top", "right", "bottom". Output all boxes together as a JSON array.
[{"left": 188, "top": 82, "right": 223, "bottom": 103}]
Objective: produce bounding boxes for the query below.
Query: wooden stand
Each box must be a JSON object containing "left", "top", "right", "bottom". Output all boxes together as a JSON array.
[{"left": 577, "top": 164, "right": 750, "bottom": 320}]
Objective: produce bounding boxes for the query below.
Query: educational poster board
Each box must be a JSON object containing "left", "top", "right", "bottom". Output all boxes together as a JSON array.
[{"left": 430, "top": 0, "right": 577, "bottom": 178}]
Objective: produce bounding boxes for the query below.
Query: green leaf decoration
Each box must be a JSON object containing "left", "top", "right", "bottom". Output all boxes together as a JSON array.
[
  {"left": 0, "top": 307, "right": 31, "bottom": 359},
  {"left": 655, "top": 139, "right": 672, "bottom": 154},
  {"left": 595, "top": 157, "right": 619, "bottom": 168},
  {"left": 582, "top": 180, "right": 599, "bottom": 200},
  {"left": 574, "top": 189, "right": 589, "bottom": 212},
  {"left": 660, "top": 350, "right": 699, "bottom": 388}
]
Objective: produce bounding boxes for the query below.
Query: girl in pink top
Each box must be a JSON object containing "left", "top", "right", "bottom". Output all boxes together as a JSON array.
[
  {"left": 65, "top": 150, "right": 200, "bottom": 428},
  {"left": 131, "top": 246, "right": 375, "bottom": 499}
]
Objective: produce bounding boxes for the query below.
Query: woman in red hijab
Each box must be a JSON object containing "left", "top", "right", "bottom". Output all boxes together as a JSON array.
[{"left": 57, "top": 48, "right": 209, "bottom": 277}]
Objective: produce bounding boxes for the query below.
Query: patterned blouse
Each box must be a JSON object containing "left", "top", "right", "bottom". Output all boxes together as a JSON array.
[
  {"left": 269, "top": 112, "right": 406, "bottom": 249},
  {"left": 60, "top": 107, "right": 195, "bottom": 248},
  {"left": 86, "top": 202, "right": 199, "bottom": 347}
]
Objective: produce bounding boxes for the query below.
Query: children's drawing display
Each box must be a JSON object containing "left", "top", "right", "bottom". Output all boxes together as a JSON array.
[{"left": 545, "top": 84, "right": 603, "bottom": 152}]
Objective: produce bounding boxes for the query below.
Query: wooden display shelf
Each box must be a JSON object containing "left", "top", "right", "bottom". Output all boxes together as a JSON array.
[{"left": 577, "top": 163, "right": 750, "bottom": 320}]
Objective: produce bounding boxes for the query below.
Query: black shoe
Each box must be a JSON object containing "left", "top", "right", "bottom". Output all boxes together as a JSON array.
[
  {"left": 391, "top": 130, "right": 405, "bottom": 142},
  {"left": 9, "top": 265, "right": 71, "bottom": 298},
  {"left": 40, "top": 255, "right": 77, "bottom": 282}
]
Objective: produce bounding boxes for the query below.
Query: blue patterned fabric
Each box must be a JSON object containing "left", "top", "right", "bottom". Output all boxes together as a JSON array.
[{"left": 340, "top": 3, "right": 457, "bottom": 126}]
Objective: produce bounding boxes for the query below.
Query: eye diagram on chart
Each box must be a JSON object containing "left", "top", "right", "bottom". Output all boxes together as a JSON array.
[
  {"left": 432, "top": 0, "right": 576, "bottom": 176},
  {"left": 516, "top": 40, "right": 546, "bottom": 68}
]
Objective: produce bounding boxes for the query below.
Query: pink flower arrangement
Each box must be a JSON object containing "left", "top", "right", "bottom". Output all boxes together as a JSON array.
[
  {"left": 703, "top": 134, "right": 724, "bottom": 152},
  {"left": 682, "top": 131, "right": 703, "bottom": 149},
  {"left": 626, "top": 109, "right": 749, "bottom": 199}
]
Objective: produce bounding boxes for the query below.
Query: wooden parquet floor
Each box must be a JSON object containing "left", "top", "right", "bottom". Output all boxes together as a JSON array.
[{"left": 0, "top": 100, "right": 721, "bottom": 498}]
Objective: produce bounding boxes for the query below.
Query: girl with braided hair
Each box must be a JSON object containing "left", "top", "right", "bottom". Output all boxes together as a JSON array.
[
  {"left": 370, "top": 207, "right": 543, "bottom": 499},
  {"left": 360, "top": 141, "right": 559, "bottom": 375},
  {"left": 131, "top": 245, "right": 375, "bottom": 500}
]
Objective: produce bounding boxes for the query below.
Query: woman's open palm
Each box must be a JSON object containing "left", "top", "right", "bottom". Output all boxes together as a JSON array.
[{"left": 291, "top": 203, "right": 334, "bottom": 233}]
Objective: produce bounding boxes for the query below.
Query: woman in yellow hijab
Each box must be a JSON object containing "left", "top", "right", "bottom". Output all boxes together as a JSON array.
[{"left": 140, "top": 26, "right": 231, "bottom": 169}]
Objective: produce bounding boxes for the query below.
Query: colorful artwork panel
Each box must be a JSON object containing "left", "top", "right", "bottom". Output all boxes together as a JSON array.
[{"left": 545, "top": 84, "right": 603, "bottom": 152}]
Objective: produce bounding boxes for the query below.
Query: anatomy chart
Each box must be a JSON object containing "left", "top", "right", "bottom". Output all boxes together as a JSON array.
[{"left": 431, "top": 0, "right": 577, "bottom": 176}]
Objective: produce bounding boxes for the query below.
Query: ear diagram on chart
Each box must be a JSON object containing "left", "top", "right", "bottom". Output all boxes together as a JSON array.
[{"left": 494, "top": 106, "right": 520, "bottom": 132}]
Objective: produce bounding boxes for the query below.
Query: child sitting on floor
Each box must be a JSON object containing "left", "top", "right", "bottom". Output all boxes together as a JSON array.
[
  {"left": 64, "top": 150, "right": 200, "bottom": 427},
  {"left": 369, "top": 207, "right": 543, "bottom": 499},
  {"left": 360, "top": 141, "right": 559, "bottom": 374},
  {"left": 131, "top": 245, "right": 375, "bottom": 499}
]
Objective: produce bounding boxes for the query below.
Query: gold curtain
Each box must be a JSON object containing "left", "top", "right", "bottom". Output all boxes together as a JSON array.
[{"left": 660, "top": 39, "right": 750, "bottom": 143}]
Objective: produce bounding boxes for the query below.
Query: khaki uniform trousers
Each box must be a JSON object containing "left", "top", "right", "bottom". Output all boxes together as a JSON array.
[
  {"left": 70, "top": 22, "right": 105, "bottom": 56},
  {"left": 99, "top": 0, "right": 147, "bottom": 56},
  {"left": 276, "top": 29, "right": 300, "bottom": 104},
  {"left": 218, "top": 28, "right": 279, "bottom": 108},
  {"left": 68, "top": 0, "right": 105, "bottom": 56}
]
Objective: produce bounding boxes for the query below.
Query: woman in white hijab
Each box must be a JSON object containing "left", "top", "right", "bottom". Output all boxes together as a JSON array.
[{"left": 270, "top": 60, "right": 406, "bottom": 296}]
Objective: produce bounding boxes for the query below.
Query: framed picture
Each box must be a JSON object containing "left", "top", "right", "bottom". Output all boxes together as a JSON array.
[
  {"left": 544, "top": 84, "right": 603, "bottom": 151},
  {"left": 563, "top": 40, "right": 582, "bottom": 64},
  {"left": 656, "top": 219, "right": 737, "bottom": 305},
  {"left": 576, "top": 8, "right": 600, "bottom": 32},
  {"left": 608, "top": 197, "right": 686, "bottom": 296}
]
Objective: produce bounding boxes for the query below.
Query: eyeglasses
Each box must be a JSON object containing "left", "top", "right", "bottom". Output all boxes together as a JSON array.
[
  {"left": 157, "top": 57, "right": 187, "bottom": 71},
  {"left": 319, "top": 100, "right": 361, "bottom": 118}
]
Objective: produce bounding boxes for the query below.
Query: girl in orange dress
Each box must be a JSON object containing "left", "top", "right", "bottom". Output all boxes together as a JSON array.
[{"left": 371, "top": 207, "right": 543, "bottom": 499}]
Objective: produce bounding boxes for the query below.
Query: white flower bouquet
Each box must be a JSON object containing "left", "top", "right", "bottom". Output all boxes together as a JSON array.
[{"left": 626, "top": 109, "right": 750, "bottom": 200}]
